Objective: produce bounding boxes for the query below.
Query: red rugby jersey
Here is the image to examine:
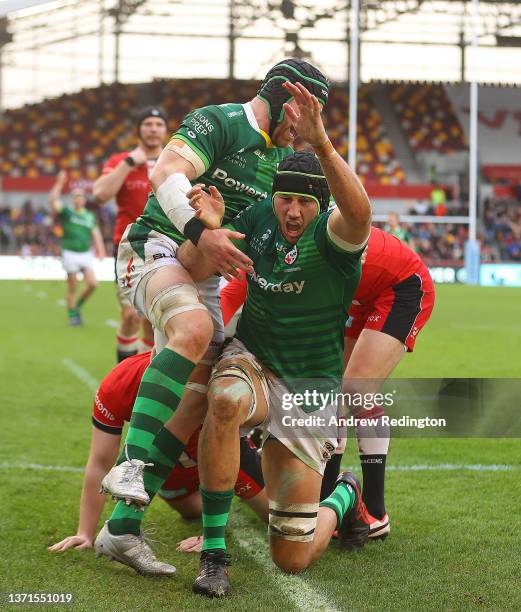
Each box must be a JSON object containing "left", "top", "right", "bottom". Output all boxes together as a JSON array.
[
  {"left": 102, "top": 152, "right": 154, "bottom": 246},
  {"left": 92, "top": 351, "right": 199, "bottom": 458},
  {"left": 351, "top": 227, "right": 427, "bottom": 306}
]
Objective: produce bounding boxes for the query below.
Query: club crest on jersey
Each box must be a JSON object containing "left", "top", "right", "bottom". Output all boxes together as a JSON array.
[{"left": 284, "top": 245, "right": 298, "bottom": 265}]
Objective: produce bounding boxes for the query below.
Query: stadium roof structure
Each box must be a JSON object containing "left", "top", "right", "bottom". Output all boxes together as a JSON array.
[{"left": 1, "top": 0, "right": 521, "bottom": 108}]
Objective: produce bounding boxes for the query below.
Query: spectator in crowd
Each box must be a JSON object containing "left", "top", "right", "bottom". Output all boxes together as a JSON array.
[
  {"left": 385, "top": 212, "right": 415, "bottom": 249},
  {"left": 430, "top": 183, "right": 447, "bottom": 216},
  {"left": 410, "top": 199, "right": 430, "bottom": 215},
  {"left": 483, "top": 198, "right": 521, "bottom": 262}
]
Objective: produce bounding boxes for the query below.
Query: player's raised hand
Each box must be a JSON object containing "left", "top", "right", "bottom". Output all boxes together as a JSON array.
[
  {"left": 188, "top": 184, "right": 224, "bottom": 230},
  {"left": 56, "top": 169, "right": 68, "bottom": 186},
  {"left": 282, "top": 81, "right": 328, "bottom": 148},
  {"left": 48, "top": 534, "right": 93, "bottom": 552},
  {"left": 128, "top": 145, "right": 147, "bottom": 166}
]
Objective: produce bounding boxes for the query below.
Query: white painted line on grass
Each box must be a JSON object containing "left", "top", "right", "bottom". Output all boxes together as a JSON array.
[
  {"left": 61, "top": 357, "right": 98, "bottom": 391},
  {"left": 233, "top": 524, "right": 341, "bottom": 612},
  {"left": 1, "top": 462, "right": 517, "bottom": 475},
  {"left": 342, "top": 463, "right": 517, "bottom": 472},
  {"left": 0, "top": 462, "right": 84, "bottom": 474},
  {"left": 105, "top": 319, "right": 119, "bottom": 329},
  {"left": 56, "top": 298, "right": 66, "bottom": 306},
  {"left": 36, "top": 291, "right": 48, "bottom": 298},
  {"left": 389, "top": 463, "right": 515, "bottom": 472}
]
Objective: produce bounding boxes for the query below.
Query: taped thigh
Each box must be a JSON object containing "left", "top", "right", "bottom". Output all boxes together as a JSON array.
[
  {"left": 209, "top": 356, "right": 268, "bottom": 422},
  {"left": 268, "top": 500, "right": 319, "bottom": 542},
  {"left": 197, "top": 276, "right": 224, "bottom": 367},
  {"left": 147, "top": 283, "right": 207, "bottom": 332}
]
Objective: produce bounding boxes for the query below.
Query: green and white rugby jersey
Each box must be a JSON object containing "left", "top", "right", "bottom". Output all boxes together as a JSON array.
[
  {"left": 59, "top": 207, "right": 96, "bottom": 253},
  {"left": 228, "top": 200, "right": 364, "bottom": 385},
  {"left": 136, "top": 103, "right": 292, "bottom": 243}
]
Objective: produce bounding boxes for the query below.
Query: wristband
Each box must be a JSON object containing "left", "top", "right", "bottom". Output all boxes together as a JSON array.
[
  {"left": 312, "top": 140, "right": 336, "bottom": 160},
  {"left": 125, "top": 156, "right": 136, "bottom": 167},
  {"left": 184, "top": 217, "right": 206, "bottom": 246}
]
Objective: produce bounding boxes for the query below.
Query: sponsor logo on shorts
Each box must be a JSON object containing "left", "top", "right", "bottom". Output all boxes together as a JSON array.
[
  {"left": 94, "top": 393, "right": 115, "bottom": 422},
  {"left": 124, "top": 256, "right": 134, "bottom": 288},
  {"left": 152, "top": 252, "right": 170, "bottom": 261},
  {"left": 235, "top": 482, "right": 252, "bottom": 497},
  {"left": 367, "top": 314, "right": 381, "bottom": 322},
  {"left": 321, "top": 440, "right": 336, "bottom": 459}
]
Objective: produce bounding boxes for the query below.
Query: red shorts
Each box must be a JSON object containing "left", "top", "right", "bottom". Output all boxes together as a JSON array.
[
  {"left": 158, "top": 465, "right": 263, "bottom": 503},
  {"left": 345, "top": 271, "right": 435, "bottom": 352}
]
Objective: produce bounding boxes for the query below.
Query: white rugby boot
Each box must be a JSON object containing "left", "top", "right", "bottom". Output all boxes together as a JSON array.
[
  {"left": 100, "top": 454, "right": 152, "bottom": 506},
  {"left": 94, "top": 523, "right": 176, "bottom": 576},
  {"left": 367, "top": 512, "right": 390, "bottom": 540}
]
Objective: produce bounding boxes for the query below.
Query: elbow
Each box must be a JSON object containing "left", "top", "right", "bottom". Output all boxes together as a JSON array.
[
  {"left": 150, "top": 157, "right": 179, "bottom": 192},
  {"left": 92, "top": 186, "right": 109, "bottom": 204},
  {"left": 92, "top": 179, "right": 112, "bottom": 203},
  {"left": 353, "top": 203, "right": 372, "bottom": 229},
  {"left": 150, "top": 166, "right": 165, "bottom": 193}
]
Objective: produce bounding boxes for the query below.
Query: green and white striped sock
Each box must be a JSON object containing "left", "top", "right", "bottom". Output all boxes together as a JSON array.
[
  {"left": 319, "top": 481, "right": 356, "bottom": 529},
  {"left": 200, "top": 488, "right": 234, "bottom": 552},
  {"left": 117, "top": 348, "right": 194, "bottom": 464}
]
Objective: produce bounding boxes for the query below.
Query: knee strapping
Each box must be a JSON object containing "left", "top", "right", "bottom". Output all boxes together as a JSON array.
[
  {"left": 148, "top": 284, "right": 206, "bottom": 331},
  {"left": 268, "top": 500, "right": 319, "bottom": 542},
  {"left": 209, "top": 362, "right": 257, "bottom": 421},
  {"left": 185, "top": 381, "right": 208, "bottom": 394}
]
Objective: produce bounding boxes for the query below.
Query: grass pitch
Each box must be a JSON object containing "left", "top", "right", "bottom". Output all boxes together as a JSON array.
[{"left": 1, "top": 281, "right": 520, "bottom": 611}]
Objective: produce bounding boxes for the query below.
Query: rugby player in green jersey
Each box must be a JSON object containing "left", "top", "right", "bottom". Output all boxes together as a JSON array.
[
  {"left": 181, "top": 81, "right": 372, "bottom": 597},
  {"left": 50, "top": 170, "right": 106, "bottom": 326},
  {"left": 96, "top": 61, "right": 330, "bottom": 574}
]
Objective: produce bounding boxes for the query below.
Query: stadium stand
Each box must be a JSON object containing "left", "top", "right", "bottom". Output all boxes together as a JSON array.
[
  {"left": 0, "top": 79, "right": 404, "bottom": 186},
  {"left": 482, "top": 198, "right": 521, "bottom": 262},
  {"left": 388, "top": 83, "right": 467, "bottom": 153},
  {"left": 1, "top": 80, "right": 519, "bottom": 264},
  {"left": 447, "top": 85, "right": 521, "bottom": 166},
  {"left": 0, "top": 83, "right": 140, "bottom": 181}
]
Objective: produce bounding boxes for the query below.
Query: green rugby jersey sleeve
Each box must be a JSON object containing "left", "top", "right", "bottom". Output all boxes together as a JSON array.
[
  {"left": 314, "top": 212, "right": 365, "bottom": 278},
  {"left": 172, "top": 105, "right": 231, "bottom": 173}
]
